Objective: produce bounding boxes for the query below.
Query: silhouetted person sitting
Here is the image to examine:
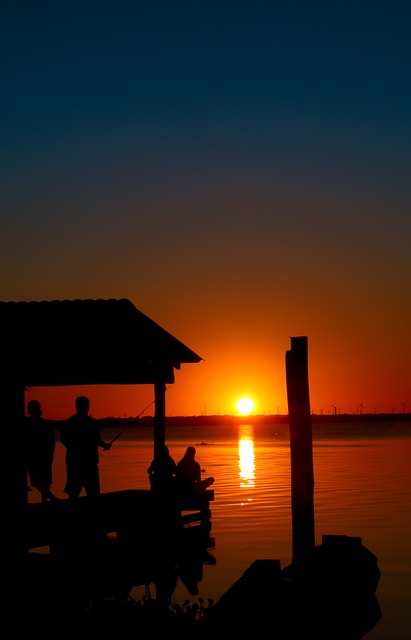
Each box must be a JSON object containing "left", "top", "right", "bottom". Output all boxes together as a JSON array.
[
  {"left": 60, "top": 395, "right": 111, "bottom": 499},
  {"left": 147, "top": 444, "right": 177, "bottom": 491},
  {"left": 25, "top": 399, "right": 59, "bottom": 502},
  {"left": 175, "top": 446, "right": 214, "bottom": 495}
]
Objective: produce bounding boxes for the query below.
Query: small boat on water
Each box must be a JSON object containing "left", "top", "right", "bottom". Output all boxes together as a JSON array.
[{"left": 196, "top": 441, "right": 213, "bottom": 446}]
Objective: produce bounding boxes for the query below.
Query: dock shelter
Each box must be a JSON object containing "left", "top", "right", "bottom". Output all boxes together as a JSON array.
[{"left": 1, "top": 298, "right": 202, "bottom": 557}]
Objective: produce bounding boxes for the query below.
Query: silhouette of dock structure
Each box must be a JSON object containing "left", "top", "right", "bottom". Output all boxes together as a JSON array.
[
  {"left": 25, "top": 488, "right": 214, "bottom": 552},
  {"left": 1, "top": 298, "right": 204, "bottom": 558},
  {"left": 2, "top": 298, "right": 382, "bottom": 636}
]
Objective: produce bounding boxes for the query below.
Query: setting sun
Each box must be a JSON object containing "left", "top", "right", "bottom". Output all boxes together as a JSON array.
[{"left": 236, "top": 397, "right": 255, "bottom": 416}]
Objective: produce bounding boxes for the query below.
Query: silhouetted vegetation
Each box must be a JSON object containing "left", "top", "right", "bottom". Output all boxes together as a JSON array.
[{"left": 80, "top": 412, "right": 411, "bottom": 431}]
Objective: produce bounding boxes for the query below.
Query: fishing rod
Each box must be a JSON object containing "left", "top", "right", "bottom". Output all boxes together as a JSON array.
[{"left": 109, "top": 399, "right": 155, "bottom": 445}]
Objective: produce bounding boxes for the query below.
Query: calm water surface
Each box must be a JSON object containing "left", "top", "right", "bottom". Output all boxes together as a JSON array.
[{"left": 30, "top": 421, "right": 411, "bottom": 639}]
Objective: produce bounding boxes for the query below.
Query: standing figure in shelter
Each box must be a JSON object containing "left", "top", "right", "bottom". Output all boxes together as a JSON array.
[
  {"left": 60, "top": 396, "right": 112, "bottom": 499},
  {"left": 147, "top": 444, "right": 177, "bottom": 491},
  {"left": 175, "top": 446, "right": 214, "bottom": 494},
  {"left": 25, "top": 399, "right": 59, "bottom": 502}
]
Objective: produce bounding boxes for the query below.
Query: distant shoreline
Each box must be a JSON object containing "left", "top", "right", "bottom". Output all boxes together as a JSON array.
[{"left": 95, "top": 412, "right": 411, "bottom": 428}]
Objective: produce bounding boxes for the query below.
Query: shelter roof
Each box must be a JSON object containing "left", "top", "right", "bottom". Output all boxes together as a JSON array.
[{"left": 1, "top": 298, "right": 202, "bottom": 386}]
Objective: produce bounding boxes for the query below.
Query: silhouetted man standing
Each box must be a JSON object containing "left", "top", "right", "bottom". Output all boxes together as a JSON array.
[
  {"left": 26, "top": 399, "right": 59, "bottom": 502},
  {"left": 60, "top": 396, "right": 111, "bottom": 499}
]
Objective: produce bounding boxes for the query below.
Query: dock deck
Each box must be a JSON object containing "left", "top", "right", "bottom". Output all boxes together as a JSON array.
[{"left": 25, "top": 488, "right": 214, "bottom": 551}]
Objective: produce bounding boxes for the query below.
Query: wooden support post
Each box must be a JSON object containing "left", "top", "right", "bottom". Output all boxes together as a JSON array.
[
  {"left": 285, "top": 336, "right": 315, "bottom": 570},
  {"left": 2, "top": 382, "right": 27, "bottom": 559},
  {"left": 154, "top": 381, "right": 166, "bottom": 455}
]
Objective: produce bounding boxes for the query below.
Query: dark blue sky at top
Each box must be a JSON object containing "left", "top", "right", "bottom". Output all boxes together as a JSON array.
[{"left": 2, "top": 0, "right": 411, "bottom": 197}]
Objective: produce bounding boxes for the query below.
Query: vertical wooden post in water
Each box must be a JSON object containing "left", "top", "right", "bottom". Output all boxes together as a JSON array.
[
  {"left": 154, "top": 381, "right": 166, "bottom": 454},
  {"left": 285, "top": 336, "right": 315, "bottom": 570}
]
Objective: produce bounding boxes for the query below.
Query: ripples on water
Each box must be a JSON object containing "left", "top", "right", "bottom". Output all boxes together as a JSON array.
[{"left": 30, "top": 421, "right": 411, "bottom": 639}]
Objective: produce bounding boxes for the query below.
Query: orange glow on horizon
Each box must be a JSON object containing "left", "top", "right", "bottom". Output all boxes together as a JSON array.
[{"left": 24, "top": 336, "right": 410, "bottom": 421}]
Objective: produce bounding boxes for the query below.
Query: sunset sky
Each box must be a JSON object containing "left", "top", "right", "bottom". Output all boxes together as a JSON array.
[{"left": 1, "top": 2, "right": 410, "bottom": 419}]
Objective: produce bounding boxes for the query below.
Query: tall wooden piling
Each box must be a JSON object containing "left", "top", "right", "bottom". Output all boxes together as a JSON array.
[
  {"left": 285, "top": 336, "right": 315, "bottom": 569},
  {"left": 154, "top": 381, "right": 166, "bottom": 454}
]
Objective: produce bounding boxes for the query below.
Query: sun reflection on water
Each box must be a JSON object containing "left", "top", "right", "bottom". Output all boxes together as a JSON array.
[{"left": 238, "top": 425, "right": 255, "bottom": 488}]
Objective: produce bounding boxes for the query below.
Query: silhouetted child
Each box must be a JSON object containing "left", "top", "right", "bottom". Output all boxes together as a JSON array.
[
  {"left": 175, "top": 446, "right": 214, "bottom": 494},
  {"left": 147, "top": 444, "right": 177, "bottom": 491},
  {"left": 26, "top": 399, "right": 59, "bottom": 502}
]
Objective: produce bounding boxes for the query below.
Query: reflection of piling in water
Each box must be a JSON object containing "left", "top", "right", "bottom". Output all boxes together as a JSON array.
[{"left": 285, "top": 335, "right": 315, "bottom": 570}]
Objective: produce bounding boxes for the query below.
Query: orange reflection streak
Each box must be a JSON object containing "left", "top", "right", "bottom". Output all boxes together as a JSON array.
[{"left": 238, "top": 425, "right": 255, "bottom": 488}]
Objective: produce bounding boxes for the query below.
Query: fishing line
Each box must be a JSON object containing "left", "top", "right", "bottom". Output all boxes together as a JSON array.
[{"left": 109, "top": 399, "right": 155, "bottom": 445}]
